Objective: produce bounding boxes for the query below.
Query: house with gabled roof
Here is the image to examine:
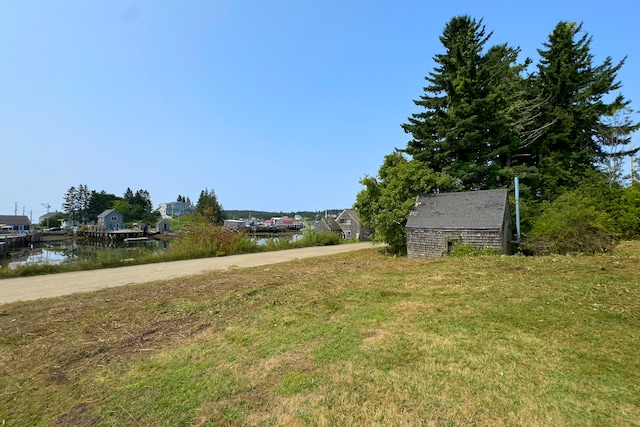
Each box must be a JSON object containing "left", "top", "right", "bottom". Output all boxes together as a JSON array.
[
  {"left": 315, "top": 217, "right": 343, "bottom": 236},
  {"left": 158, "top": 201, "right": 194, "bottom": 218},
  {"left": 405, "top": 189, "right": 511, "bottom": 258},
  {"left": 336, "top": 209, "right": 371, "bottom": 241},
  {"left": 38, "top": 211, "right": 62, "bottom": 227},
  {"left": 97, "top": 209, "right": 124, "bottom": 231},
  {"left": 314, "top": 209, "right": 371, "bottom": 241},
  {"left": 0, "top": 215, "right": 31, "bottom": 233},
  {"left": 156, "top": 218, "right": 170, "bottom": 232}
]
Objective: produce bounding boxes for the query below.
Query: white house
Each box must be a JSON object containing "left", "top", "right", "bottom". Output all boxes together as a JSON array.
[{"left": 158, "top": 201, "right": 194, "bottom": 218}]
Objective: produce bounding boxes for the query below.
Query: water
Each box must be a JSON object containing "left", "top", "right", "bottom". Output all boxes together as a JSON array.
[
  {"left": 253, "top": 234, "right": 303, "bottom": 245},
  {"left": 1, "top": 239, "right": 172, "bottom": 269},
  {"left": 2, "top": 234, "right": 303, "bottom": 269}
]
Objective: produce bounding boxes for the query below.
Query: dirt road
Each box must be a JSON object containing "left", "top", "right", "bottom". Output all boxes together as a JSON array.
[{"left": 0, "top": 242, "right": 376, "bottom": 304}]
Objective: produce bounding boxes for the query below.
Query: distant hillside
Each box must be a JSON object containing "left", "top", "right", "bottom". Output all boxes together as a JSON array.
[{"left": 224, "top": 209, "right": 346, "bottom": 221}]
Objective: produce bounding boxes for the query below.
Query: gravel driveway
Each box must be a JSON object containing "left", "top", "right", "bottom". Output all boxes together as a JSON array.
[{"left": 0, "top": 242, "right": 375, "bottom": 304}]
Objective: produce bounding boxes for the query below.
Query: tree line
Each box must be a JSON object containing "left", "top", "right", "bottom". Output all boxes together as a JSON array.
[
  {"left": 62, "top": 186, "right": 157, "bottom": 225},
  {"left": 356, "top": 16, "right": 639, "bottom": 253},
  {"left": 59, "top": 186, "right": 226, "bottom": 226}
]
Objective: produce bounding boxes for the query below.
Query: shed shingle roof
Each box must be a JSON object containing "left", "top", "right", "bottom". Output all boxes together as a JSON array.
[{"left": 406, "top": 189, "right": 508, "bottom": 230}]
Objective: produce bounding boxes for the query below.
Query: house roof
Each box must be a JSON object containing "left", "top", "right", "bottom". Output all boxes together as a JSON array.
[
  {"left": 97, "top": 209, "right": 123, "bottom": 218},
  {"left": 0, "top": 215, "right": 31, "bottom": 226},
  {"left": 39, "top": 211, "right": 61, "bottom": 220},
  {"left": 406, "top": 189, "right": 509, "bottom": 230},
  {"left": 318, "top": 217, "right": 342, "bottom": 232},
  {"left": 337, "top": 209, "right": 360, "bottom": 223}
]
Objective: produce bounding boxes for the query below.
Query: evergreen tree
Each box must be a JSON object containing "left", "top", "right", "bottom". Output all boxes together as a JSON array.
[
  {"left": 62, "top": 185, "right": 92, "bottom": 224},
  {"left": 402, "top": 16, "right": 528, "bottom": 190},
  {"left": 530, "top": 21, "right": 636, "bottom": 200},
  {"left": 133, "top": 189, "right": 153, "bottom": 213},
  {"left": 62, "top": 186, "right": 78, "bottom": 225},
  {"left": 77, "top": 184, "right": 91, "bottom": 223},
  {"left": 124, "top": 188, "right": 135, "bottom": 204},
  {"left": 196, "top": 188, "right": 225, "bottom": 224}
]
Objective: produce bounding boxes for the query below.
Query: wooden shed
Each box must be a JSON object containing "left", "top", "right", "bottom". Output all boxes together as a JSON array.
[
  {"left": 406, "top": 189, "right": 511, "bottom": 258},
  {"left": 156, "top": 219, "right": 170, "bottom": 232}
]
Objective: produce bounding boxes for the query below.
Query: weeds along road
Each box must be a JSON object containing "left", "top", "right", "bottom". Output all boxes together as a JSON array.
[{"left": 0, "top": 243, "right": 376, "bottom": 304}]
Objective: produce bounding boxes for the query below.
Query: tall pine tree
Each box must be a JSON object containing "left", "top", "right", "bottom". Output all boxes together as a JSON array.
[
  {"left": 196, "top": 188, "right": 225, "bottom": 224},
  {"left": 402, "top": 16, "right": 528, "bottom": 190},
  {"left": 530, "top": 21, "right": 635, "bottom": 200}
]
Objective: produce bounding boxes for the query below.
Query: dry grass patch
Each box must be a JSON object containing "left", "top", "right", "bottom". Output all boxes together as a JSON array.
[{"left": 2, "top": 244, "right": 640, "bottom": 425}]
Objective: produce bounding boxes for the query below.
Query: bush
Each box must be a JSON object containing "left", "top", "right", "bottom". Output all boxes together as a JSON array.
[
  {"left": 299, "top": 229, "right": 342, "bottom": 246},
  {"left": 521, "top": 190, "right": 618, "bottom": 255},
  {"left": 165, "top": 219, "right": 343, "bottom": 261},
  {"left": 165, "top": 220, "right": 252, "bottom": 259},
  {"left": 614, "top": 182, "right": 640, "bottom": 238}
]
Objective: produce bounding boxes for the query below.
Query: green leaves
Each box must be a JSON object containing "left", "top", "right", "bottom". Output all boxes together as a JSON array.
[
  {"left": 195, "top": 187, "right": 225, "bottom": 224},
  {"left": 522, "top": 189, "right": 618, "bottom": 255},
  {"left": 403, "top": 16, "right": 526, "bottom": 191},
  {"left": 363, "top": 16, "right": 639, "bottom": 251},
  {"left": 355, "top": 152, "right": 459, "bottom": 252},
  {"left": 531, "top": 21, "right": 635, "bottom": 199}
]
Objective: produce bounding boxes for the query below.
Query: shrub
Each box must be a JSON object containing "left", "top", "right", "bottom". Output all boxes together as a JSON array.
[
  {"left": 165, "top": 220, "right": 251, "bottom": 258},
  {"left": 299, "top": 229, "right": 342, "bottom": 246},
  {"left": 614, "top": 182, "right": 640, "bottom": 238},
  {"left": 521, "top": 190, "right": 618, "bottom": 255}
]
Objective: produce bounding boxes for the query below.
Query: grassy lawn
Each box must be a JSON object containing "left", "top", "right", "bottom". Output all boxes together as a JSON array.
[{"left": 1, "top": 242, "right": 639, "bottom": 426}]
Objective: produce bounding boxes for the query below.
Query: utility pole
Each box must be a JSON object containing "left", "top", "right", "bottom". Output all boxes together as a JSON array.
[{"left": 42, "top": 203, "right": 51, "bottom": 228}]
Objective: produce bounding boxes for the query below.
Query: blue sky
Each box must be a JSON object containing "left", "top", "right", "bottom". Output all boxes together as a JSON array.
[{"left": 2, "top": 1, "right": 639, "bottom": 219}]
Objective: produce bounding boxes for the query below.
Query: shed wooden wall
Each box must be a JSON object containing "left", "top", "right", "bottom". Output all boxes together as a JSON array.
[{"left": 406, "top": 228, "right": 505, "bottom": 258}]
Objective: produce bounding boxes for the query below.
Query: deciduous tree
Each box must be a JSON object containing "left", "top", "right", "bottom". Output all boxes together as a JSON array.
[
  {"left": 355, "top": 152, "right": 459, "bottom": 253},
  {"left": 87, "top": 191, "right": 120, "bottom": 222}
]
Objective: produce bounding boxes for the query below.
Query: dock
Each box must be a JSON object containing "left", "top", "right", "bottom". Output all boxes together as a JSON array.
[
  {"left": 80, "top": 226, "right": 147, "bottom": 242},
  {"left": 0, "top": 232, "right": 43, "bottom": 258},
  {"left": 243, "top": 224, "right": 304, "bottom": 234}
]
